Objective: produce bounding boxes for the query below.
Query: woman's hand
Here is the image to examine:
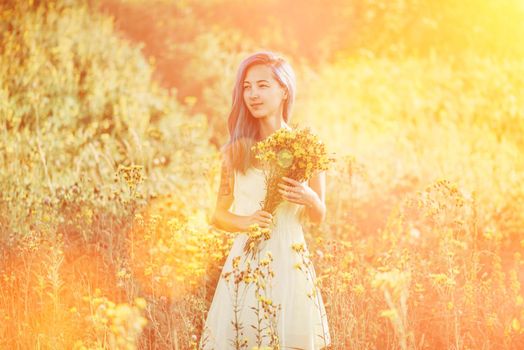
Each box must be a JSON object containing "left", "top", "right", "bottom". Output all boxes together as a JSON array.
[
  {"left": 241, "top": 210, "right": 273, "bottom": 230},
  {"left": 278, "top": 176, "right": 316, "bottom": 207}
]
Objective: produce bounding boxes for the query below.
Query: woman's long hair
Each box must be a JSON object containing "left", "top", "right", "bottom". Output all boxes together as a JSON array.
[{"left": 221, "top": 51, "right": 296, "bottom": 175}]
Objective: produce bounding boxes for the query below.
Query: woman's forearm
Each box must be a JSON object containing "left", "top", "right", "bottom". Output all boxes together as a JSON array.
[
  {"left": 305, "top": 194, "right": 326, "bottom": 224},
  {"left": 212, "top": 209, "right": 247, "bottom": 232}
]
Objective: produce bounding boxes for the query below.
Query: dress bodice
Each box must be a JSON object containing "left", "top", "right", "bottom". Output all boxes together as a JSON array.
[{"left": 229, "top": 166, "right": 306, "bottom": 226}]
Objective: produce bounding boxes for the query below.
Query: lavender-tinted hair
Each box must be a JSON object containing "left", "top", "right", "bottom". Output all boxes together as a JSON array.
[{"left": 221, "top": 51, "right": 297, "bottom": 175}]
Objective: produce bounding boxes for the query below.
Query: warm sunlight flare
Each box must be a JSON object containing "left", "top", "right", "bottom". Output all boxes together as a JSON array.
[{"left": 1, "top": 0, "right": 523, "bottom": 349}]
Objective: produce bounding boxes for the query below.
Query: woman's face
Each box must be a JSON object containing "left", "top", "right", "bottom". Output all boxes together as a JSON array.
[{"left": 243, "top": 64, "right": 287, "bottom": 120}]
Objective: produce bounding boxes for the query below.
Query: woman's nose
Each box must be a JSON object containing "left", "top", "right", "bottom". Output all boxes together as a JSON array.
[{"left": 248, "top": 88, "right": 259, "bottom": 99}]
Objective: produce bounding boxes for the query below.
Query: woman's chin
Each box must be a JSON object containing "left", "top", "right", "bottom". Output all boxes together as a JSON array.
[{"left": 251, "top": 112, "right": 267, "bottom": 119}]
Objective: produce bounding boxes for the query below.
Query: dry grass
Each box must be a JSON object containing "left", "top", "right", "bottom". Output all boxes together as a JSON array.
[{"left": 1, "top": 1, "right": 524, "bottom": 349}]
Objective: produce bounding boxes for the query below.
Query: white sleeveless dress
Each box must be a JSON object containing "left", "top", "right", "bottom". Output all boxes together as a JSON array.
[{"left": 200, "top": 166, "right": 331, "bottom": 349}]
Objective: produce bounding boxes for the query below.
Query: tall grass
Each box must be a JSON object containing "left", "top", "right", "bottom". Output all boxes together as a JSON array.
[{"left": 1, "top": 0, "right": 523, "bottom": 349}]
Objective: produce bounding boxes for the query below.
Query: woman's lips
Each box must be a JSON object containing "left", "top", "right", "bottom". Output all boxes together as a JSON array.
[{"left": 251, "top": 103, "right": 263, "bottom": 108}]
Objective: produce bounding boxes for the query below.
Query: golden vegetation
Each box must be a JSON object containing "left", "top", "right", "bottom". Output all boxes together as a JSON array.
[{"left": 1, "top": 0, "right": 523, "bottom": 349}]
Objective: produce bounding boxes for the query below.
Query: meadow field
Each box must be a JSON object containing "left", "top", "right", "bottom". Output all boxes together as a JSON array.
[{"left": 1, "top": 0, "right": 523, "bottom": 349}]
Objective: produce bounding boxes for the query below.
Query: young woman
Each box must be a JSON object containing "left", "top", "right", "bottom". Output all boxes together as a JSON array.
[{"left": 200, "top": 51, "right": 331, "bottom": 349}]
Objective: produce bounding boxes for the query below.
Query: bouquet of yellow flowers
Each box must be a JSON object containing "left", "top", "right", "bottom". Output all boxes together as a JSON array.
[{"left": 243, "top": 127, "right": 335, "bottom": 258}]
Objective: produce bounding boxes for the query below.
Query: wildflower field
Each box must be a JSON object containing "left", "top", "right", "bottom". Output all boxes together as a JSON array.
[{"left": 1, "top": 0, "right": 523, "bottom": 349}]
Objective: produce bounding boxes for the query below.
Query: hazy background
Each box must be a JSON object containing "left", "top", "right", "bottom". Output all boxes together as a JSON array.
[{"left": 1, "top": 0, "right": 523, "bottom": 348}]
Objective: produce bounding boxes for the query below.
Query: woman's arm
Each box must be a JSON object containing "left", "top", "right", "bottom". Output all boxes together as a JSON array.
[
  {"left": 211, "top": 160, "right": 246, "bottom": 232},
  {"left": 305, "top": 170, "right": 327, "bottom": 224},
  {"left": 211, "top": 160, "right": 273, "bottom": 232}
]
